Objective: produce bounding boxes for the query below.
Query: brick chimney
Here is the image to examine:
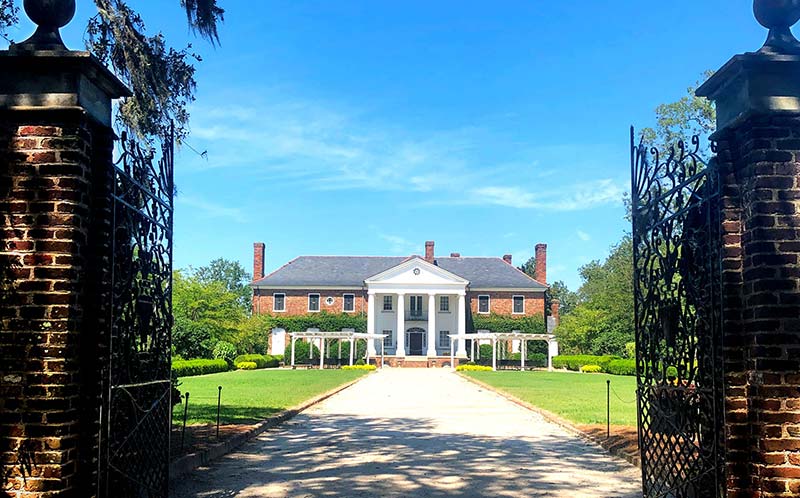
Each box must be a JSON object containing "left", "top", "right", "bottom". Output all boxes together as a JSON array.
[
  {"left": 450, "top": 252, "right": 461, "bottom": 258},
  {"left": 534, "top": 243, "right": 547, "bottom": 284},
  {"left": 425, "top": 241, "right": 435, "bottom": 263},
  {"left": 550, "top": 298, "right": 560, "bottom": 325},
  {"left": 254, "top": 242, "right": 266, "bottom": 280},
  {"left": 503, "top": 254, "right": 513, "bottom": 265}
]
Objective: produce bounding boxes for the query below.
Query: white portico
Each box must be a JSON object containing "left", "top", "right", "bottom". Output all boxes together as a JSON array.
[{"left": 365, "top": 257, "right": 469, "bottom": 359}]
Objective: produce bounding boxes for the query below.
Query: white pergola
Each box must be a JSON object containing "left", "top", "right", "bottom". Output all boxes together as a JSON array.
[
  {"left": 448, "top": 331, "right": 558, "bottom": 371},
  {"left": 288, "top": 331, "right": 388, "bottom": 368}
]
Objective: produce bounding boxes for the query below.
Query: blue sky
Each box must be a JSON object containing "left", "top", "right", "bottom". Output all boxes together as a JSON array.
[{"left": 5, "top": 1, "right": 766, "bottom": 289}]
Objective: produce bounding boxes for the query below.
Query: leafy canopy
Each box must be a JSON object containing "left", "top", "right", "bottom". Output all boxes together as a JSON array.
[{"left": 1, "top": 0, "right": 224, "bottom": 142}]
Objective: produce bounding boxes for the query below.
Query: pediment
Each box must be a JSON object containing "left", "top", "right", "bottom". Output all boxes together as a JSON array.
[{"left": 365, "top": 257, "right": 468, "bottom": 286}]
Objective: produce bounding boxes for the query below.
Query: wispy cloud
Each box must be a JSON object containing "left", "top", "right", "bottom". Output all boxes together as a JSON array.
[
  {"left": 467, "top": 179, "right": 625, "bottom": 211},
  {"left": 182, "top": 94, "right": 625, "bottom": 211},
  {"left": 576, "top": 230, "right": 591, "bottom": 241},
  {"left": 176, "top": 195, "right": 248, "bottom": 223},
  {"left": 378, "top": 234, "right": 417, "bottom": 255}
]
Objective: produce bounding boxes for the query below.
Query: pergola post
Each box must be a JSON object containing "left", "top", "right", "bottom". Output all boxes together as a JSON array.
[
  {"left": 365, "top": 338, "right": 371, "bottom": 364},
  {"left": 450, "top": 339, "right": 455, "bottom": 370},
  {"left": 291, "top": 335, "right": 297, "bottom": 368},
  {"left": 319, "top": 338, "right": 325, "bottom": 370},
  {"left": 380, "top": 340, "right": 385, "bottom": 369},
  {"left": 492, "top": 338, "right": 497, "bottom": 371},
  {"left": 338, "top": 340, "right": 342, "bottom": 364},
  {"left": 349, "top": 337, "right": 355, "bottom": 366},
  {"left": 521, "top": 339, "right": 526, "bottom": 371},
  {"left": 547, "top": 340, "right": 553, "bottom": 372},
  {"left": 309, "top": 338, "right": 313, "bottom": 360}
]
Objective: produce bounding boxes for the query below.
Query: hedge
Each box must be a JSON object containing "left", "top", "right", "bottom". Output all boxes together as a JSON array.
[
  {"left": 341, "top": 365, "right": 377, "bottom": 371},
  {"left": 172, "top": 359, "right": 229, "bottom": 377},
  {"left": 457, "top": 364, "right": 493, "bottom": 372},
  {"left": 237, "top": 361, "right": 258, "bottom": 370},
  {"left": 471, "top": 313, "right": 546, "bottom": 334},
  {"left": 508, "top": 352, "right": 547, "bottom": 367},
  {"left": 552, "top": 355, "right": 618, "bottom": 372},
  {"left": 607, "top": 359, "right": 636, "bottom": 376},
  {"left": 580, "top": 364, "right": 603, "bottom": 373},
  {"left": 233, "top": 354, "right": 280, "bottom": 369}
]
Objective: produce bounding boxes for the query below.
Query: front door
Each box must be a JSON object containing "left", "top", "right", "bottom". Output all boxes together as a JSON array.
[{"left": 407, "top": 329, "right": 425, "bottom": 355}]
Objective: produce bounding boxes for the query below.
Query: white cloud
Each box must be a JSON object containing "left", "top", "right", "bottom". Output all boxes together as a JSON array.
[
  {"left": 378, "top": 234, "right": 417, "bottom": 255},
  {"left": 176, "top": 195, "right": 247, "bottom": 224},
  {"left": 468, "top": 179, "right": 625, "bottom": 211},
  {"left": 576, "top": 230, "right": 591, "bottom": 241}
]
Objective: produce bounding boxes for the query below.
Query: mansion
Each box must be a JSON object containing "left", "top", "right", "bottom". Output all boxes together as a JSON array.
[{"left": 251, "top": 241, "right": 558, "bottom": 365}]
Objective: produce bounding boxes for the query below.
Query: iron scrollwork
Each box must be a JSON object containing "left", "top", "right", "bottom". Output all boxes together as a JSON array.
[
  {"left": 631, "top": 128, "right": 724, "bottom": 498},
  {"left": 100, "top": 129, "right": 174, "bottom": 498}
]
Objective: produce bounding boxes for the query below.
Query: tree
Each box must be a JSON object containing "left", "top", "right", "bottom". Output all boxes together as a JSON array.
[
  {"left": 518, "top": 256, "right": 536, "bottom": 279},
  {"left": 193, "top": 258, "right": 251, "bottom": 310},
  {"left": 1, "top": 0, "right": 224, "bottom": 141},
  {"left": 548, "top": 280, "right": 578, "bottom": 316},
  {"left": 640, "top": 70, "right": 716, "bottom": 157}
]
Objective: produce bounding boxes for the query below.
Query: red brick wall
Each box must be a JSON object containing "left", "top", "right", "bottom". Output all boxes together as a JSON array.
[
  {"left": 468, "top": 291, "right": 545, "bottom": 317},
  {"left": 253, "top": 289, "right": 367, "bottom": 316},
  {"left": 716, "top": 114, "right": 800, "bottom": 497},
  {"left": 253, "top": 289, "right": 546, "bottom": 319},
  {"left": 1, "top": 114, "right": 113, "bottom": 497}
]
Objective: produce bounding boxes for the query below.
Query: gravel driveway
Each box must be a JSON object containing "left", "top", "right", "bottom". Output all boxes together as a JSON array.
[{"left": 170, "top": 369, "right": 642, "bottom": 498}]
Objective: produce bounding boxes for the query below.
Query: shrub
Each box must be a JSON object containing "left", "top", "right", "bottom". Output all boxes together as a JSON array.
[
  {"left": 580, "top": 364, "right": 603, "bottom": 373},
  {"left": 552, "top": 355, "right": 618, "bottom": 372},
  {"left": 237, "top": 361, "right": 258, "bottom": 370},
  {"left": 284, "top": 341, "right": 321, "bottom": 364},
  {"left": 508, "top": 352, "right": 547, "bottom": 367},
  {"left": 272, "top": 354, "right": 284, "bottom": 363},
  {"left": 625, "top": 341, "right": 637, "bottom": 359},
  {"left": 355, "top": 359, "right": 366, "bottom": 366},
  {"left": 233, "top": 354, "right": 280, "bottom": 369},
  {"left": 607, "top": 359, "right": 637, "bottom": 376},
  {"left": 172, "top": 359, "right": 229, "bottom": 378},
  {"left": 456, "top": 364, "right": 494, "bottom": 372},
  {"left": 341, "top": 365, "right": 377, "bottom": 371},
  {"left": 212, "top": 341, "right": 238, "bottom": 365}
]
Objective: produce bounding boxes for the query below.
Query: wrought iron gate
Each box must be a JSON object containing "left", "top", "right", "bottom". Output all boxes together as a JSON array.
[
  {"left": 630, "top": 129, "right": 725, "bottom": 498},
  {"left": 99, "top": 129, "right": 174, "bottom": 497}
]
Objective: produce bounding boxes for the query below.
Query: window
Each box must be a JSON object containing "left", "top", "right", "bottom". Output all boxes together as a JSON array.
[
  {"left": 439, "top": 330, "right": 451, "bottom": 348},
  {"left": 409, "top": 295, "right": 423, "bottom": 318},
  {"left": 478, "top": 295, "right": 490, "bottom": 314},
  {"left": 383, "top": 295, "right": 393, "bottom": 311},
  {"left": 343, "top": 294, "right": 355, "bottom": 312},
  {"left": 383, "top": 330, "right": 393, "bottom": 347},
  {"left": 273, "top": 293, "right": 286, "bottom": 312},
  {"left": 308, "top": 293, "right": 320, "bottom": 312},
  {"left": 513, "top": 295, "right": 525, "bottom": 314},
  {"left": 440, "top": 296, "right": 450, "bottom": 312}
]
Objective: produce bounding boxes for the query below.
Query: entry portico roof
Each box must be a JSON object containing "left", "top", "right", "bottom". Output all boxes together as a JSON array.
[{"left": 252, "top": 255, "right": 546, "bottom": 290}]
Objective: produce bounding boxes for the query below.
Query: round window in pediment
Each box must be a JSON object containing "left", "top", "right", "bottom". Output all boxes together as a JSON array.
[{"left": 413, "top": 268, "right": 421, "bottom": 275}]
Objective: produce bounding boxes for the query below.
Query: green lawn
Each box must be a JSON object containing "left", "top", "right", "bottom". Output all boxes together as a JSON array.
[
  {"left": 463, "top": 371, "right": 638, "bottom": 426},
  {"left": 174, "top": 369, "right": 369, "bottom": 425}
]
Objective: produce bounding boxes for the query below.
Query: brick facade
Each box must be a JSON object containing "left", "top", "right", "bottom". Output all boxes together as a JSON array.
[
  {"left": 1, "top": 113, "right": 114, "bottom": 497},
  {"left": 467, "top": 291, "right": 545, "bottom": 317},
  {"left": 715, "top": 114, "right": 800, "bottom": 497},
  {"left": 253, "top": 289, "right": 368, "bottom": 316}
]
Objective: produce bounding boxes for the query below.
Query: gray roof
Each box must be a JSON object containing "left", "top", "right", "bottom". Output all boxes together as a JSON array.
[{"left": 253, "top": 256, "right": 546, "bottom": 290}]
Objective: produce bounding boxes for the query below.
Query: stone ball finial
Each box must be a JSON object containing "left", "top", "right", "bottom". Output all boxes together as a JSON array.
[
  {"left": 754, "top": 0, "right": 800, "bottom": 54},
  {"left": 12, "top": 0, "right": 76, "bottom": 51}
]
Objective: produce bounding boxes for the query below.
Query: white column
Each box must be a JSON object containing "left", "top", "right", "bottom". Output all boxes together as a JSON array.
[
  {"left": 521, "top": 339, "right": 526, "bottom": 370},
  {"left": 319, "top": 338, "right": 324, "bottom": 369},
  {"left": 450, "top": 339, "right": 455, "bottom": 370},
  {"left": 492, "top": 338, "right": 497, "bottom": 371},
  {"left": 427, "top": 293, "right": 437, "bottom": 357},
  {"left": 367, "top": 292, "right": 377, "bottom": 356},
  {"left": 456, "top": 293, "right": 467, "bottom": 356},
  {"left": 290, "top": 335, "right": 296, "bottom": 367},
  {"left": 396, "top": 293, "right": 406, "bottom": 357},
  {"left": 349, "top": 337, "right": 355, "bottom": 366}
]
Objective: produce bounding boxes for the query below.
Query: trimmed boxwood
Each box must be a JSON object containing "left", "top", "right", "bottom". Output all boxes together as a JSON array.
[
  {"left": 172, "top": 359, "right": 229, "bottom": 377},
  {"left": 233, "top": 354, "right": 280, "bottom": 369},
  {"left": 237, "top": 361, "right": 258, "bottom": 370},
  {"left": 607, "top": 359, "right": 637, "bottom": 376},
  {"left": 508, "top": 352, "right": 548, "bottom": 368},
  {"left": 552, "top": 355, "right": 618, "bottom": 372}
]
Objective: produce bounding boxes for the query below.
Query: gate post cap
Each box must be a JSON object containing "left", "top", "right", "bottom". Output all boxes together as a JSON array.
[
  {"left": 14, "top": 0, "right": 77, "bottom": 51},
  {"left": 753, "top": 0, "right": 800, "bottom": 54}
]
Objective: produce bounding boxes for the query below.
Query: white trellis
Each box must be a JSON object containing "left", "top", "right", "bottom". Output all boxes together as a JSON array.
[
  {"left": 288, "top": 331, "right": 388, "bottom": 368},
  {"left": 448, "top": 331, "right": 558, "bottom": 371}
]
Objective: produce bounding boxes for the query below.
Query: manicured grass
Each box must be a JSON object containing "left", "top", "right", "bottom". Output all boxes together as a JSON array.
[
  {"left": 463, "top": 371, "right": 638, "bottom": 427},
  {"left": 174, "top": 369, "right": 369, "bottom": 425}
]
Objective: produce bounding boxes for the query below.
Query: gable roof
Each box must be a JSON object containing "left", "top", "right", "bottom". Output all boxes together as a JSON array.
[
  {"left": 252, "top": 255, "right": 547, "bottom": 290},
  {"left": 365, "top": 256, "right": 468, "bottom": 285}
]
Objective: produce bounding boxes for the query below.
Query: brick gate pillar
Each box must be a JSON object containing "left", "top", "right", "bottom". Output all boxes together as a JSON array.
[
  {"left": 697, "top": 3, "right": 800, "bottom": 497},
  {"left": 0, "top": 3, "right": 129, "bottom": 496}
]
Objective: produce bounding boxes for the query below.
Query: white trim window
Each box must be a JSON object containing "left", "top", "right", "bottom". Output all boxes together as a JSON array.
[
  {"left": 273, "top": 293, "right": 286, "bottom": 312},
  {"left": 383, "top": 295, "right": 393, "bottom": 311},
  {"left": 478, "top": 295, "right": 490, "bottom": 314},
  {"left": 439, "top": 330, "right": 451, "bottom": 348},
  {"left": 383, "top": 330, "right": 393, "bottom": 348},
  {"left": 513, "top": 295, "right": 525, "bottom": 314},
  {"left": 308, "top": 293, "right": 320, "bottom": 312},
  {"left": 440, "top": 296, "right": 450, "bottom": 312},
  {"left": 343, "top": 293, "right": 355, "bottom": 312}
]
